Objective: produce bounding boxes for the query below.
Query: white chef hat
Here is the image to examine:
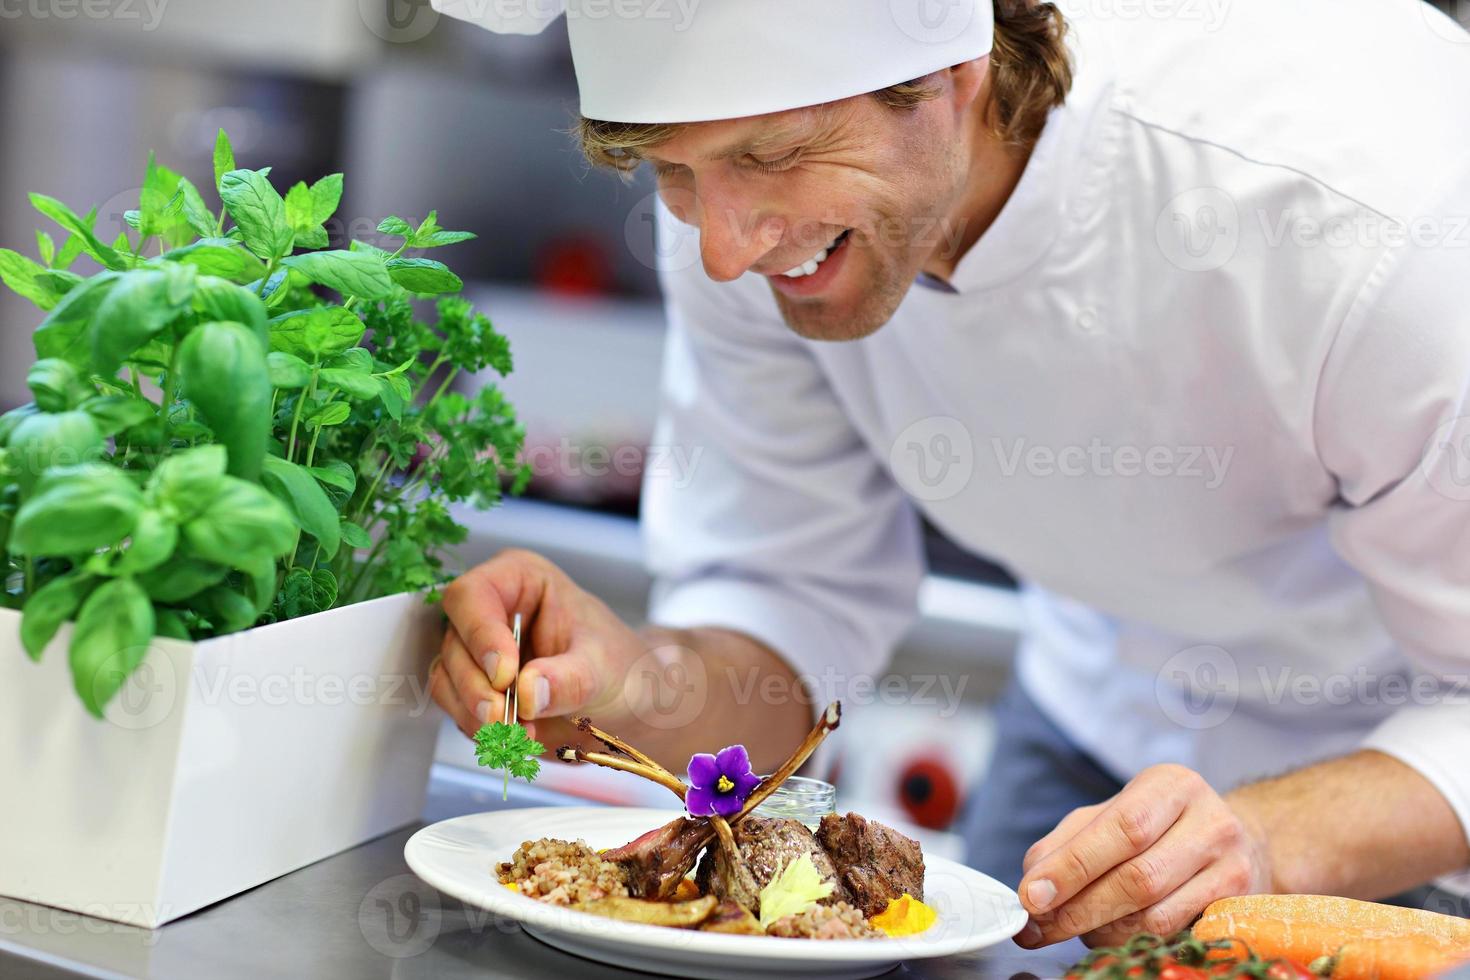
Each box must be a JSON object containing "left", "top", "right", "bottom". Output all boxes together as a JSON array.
[{"left": 430, "top": 0, "right": 995, "bottom": 124}]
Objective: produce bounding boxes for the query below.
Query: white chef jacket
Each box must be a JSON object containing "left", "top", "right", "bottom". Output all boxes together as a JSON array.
[{"left": 639, "top": 0, "right": 1470, "bottom": 850}]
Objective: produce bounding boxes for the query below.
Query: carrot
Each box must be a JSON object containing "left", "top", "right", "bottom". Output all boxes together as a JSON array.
[
  {"left": 1330, "top": 937, "right": 1470, "bottom": 980},
  {"left": 1193, "top": 895, "right": 1470, "bottom": 966}
]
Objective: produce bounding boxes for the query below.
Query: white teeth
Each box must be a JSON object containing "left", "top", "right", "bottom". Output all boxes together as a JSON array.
[{"left": 780, "top": 239, "right": 840, "bottom": 277}]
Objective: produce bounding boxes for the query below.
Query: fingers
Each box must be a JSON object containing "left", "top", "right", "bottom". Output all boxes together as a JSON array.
[
  {"left": 443, "top": 626, "right": 502, "bottom": 728},
  {"left": 1019, "top": 765, "right": 1200, "bottom": 919},
  {"left": 1023, "top": 804, "right": 1102, "bottom": 875},
  {"left": 442, "top": 549, "right": 553, "bottom": 692},
  {"left": 428, "top": 647, "right": 481, "bottom": 739},
  {"left": 518, "top": 639, "right": 606, "bottom": 721},
  {"left": 1080, "top": 853, "right": 1256, "bottom": 948},
  {"left": 1022, "top": 813, "right": 1216, "bottom": 945}
]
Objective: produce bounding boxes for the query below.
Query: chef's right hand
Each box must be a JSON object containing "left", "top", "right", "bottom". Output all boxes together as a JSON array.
[{"left": 432, "top": 548, "right": 647, "bottom": 749}]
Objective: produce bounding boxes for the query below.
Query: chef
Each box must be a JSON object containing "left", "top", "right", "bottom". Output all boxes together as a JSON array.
[{"left": 427, "top": 0, "right": 1470, "bottom": 946}]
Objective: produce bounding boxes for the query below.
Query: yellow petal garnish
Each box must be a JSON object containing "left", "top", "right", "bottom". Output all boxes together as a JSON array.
[
  {"left": 504, "top": 882, "right": 522, "bottom": 893},
  {"left": 757, "top": 853, "right": 834, "bottom": 929},
  {"left": 869, "top": 894, "right": 937, "bottom": 936}
]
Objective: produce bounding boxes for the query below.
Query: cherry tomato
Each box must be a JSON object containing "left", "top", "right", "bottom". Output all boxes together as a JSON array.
[
  {"left": 1159, "top": 964, "right": 1210, "bottom": 980},
  {"left": 1265, "top": 961, "right": 1315, "bottom": 980}
]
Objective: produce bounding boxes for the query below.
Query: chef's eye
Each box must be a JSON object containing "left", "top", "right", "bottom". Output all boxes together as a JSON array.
[
  {"left": 651, "top": 160, "right": 687, "bottom": 179},
  {"left": 746, "top": 150, "right": 802, "bottom": 173}
]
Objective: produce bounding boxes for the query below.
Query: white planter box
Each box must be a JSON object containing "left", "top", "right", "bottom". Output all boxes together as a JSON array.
[{"left": 0, "top": 591, "right": 443, "bottom": 928}]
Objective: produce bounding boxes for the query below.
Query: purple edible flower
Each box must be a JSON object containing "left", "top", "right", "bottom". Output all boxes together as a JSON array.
[{"left": 686, "top": 744, "right": 761, "bottom": 818}]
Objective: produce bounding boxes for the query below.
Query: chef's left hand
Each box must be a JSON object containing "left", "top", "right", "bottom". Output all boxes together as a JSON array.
[{"left": 1015, "top": 764, "right": 1272, "bottom": 948}]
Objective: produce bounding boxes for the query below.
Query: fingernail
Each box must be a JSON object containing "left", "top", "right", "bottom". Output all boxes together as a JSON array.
[
  {"left": 475, "top": 700, "right": 494, "bottom": 725},
  {"left": 1026, "top": 878, "right": 1057, "bottom": 912},
  {"left": 1018, "top": 920, "right": 1042, "bottom": 947},
  {"left": 481, "top": 651, "right": 500, "bottom": 683},
  {"left": 532, "top": 675, "right": 550, "bottom": 717}
]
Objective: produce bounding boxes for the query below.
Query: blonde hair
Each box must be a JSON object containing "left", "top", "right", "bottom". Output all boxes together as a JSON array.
[{"left": 578, "top": 0, "right": 1072, "bottom": 173}]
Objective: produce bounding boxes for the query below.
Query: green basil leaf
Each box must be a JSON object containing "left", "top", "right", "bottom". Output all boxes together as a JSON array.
[
  {"left": 308, "top": 459, "right": 355, "bottom": 493},
  {"left": 155, "top": 608, "right": 191, "bottom": 640},
  {"left": 7, "top": 411, "right": 104, "bottom": 492},
  {"left": 27, "top": 358, "right": 85, "bottom": 412},
  {"left": 386, "top": 257, "right": 463, "bottom": 295},
  {"left": 305, "top": 401, "right": 352, "bottom": 428},
  {"left": 163, "top": 239, "right": 267, "bottom": 282},
  {"left": 213, "top": 129, "right": 236, "bottom": 194},
  {"left": 182, "top": 475, "right": 297, "bottom": 567},
  {"left": 191, "top": 585, "right": 259, "bottom": 635},
  {"left": 268, "top": 306, "right": 364, "bottom": 359},
  {"left": 238, "top": 551, "right": 278, "bottom": 615},
  {"left": 114, "top": 507, "right": 178, "bottom": 575},
  {"left": 147, "top": 445, "right": 227, "bottom": 521},
  {"left": 318, "top": 368, "right": 380, "bottom": 400},
  {"left": 349, "top": 239, "right": 391, "bottom": 259},
  {"left": 29, "top": 193, "right": 126, "bottom": 270},
  {"left": 11, "top": 463, "right": 141, "bottom": 555},
  {"left": 0, "top": 404, "right": 39, "bottom": 448},
  {"left": 34, "top": 272, "right": 122, "bottom": 366},
  {"left": 339, "top": 519, "right": 372, "bottom": 550},
  {"left": 69, "top": 577, "right": 155, "bottom": 718},
  {"left": 280, "top": 566, "right": 338, "bottom": 620},
  {"left": 261, "top": 455, "right": 341, "bottom": 560},
  {"left": 178, "top": 321, "right": 271, "bottom": 481},
  {"left": 266, "top": 350, "right": 312, "bottom": 389},
  {"left": 91, "top": 265, "right": 196, "bottom": 377},
  {"left": 138, "top": 557, "right": 228, "bottom": 603},
  {"left": 79, "top": 395, "right": 156, "bottom": 436},
  {"left": 219, "top": 169, "right": 294, "bottom": 261},
  {"left": 20, "top": 572, "right": 95, "bottom": 661},
  {"left": 36, "top": 230, "right": 56, "bottom": 266},
  {"left": 281, "top": 250, "right": 394, "bottom": 301},
  {"left": 193, "top": 275, "right": 269, "bottom": 346}
]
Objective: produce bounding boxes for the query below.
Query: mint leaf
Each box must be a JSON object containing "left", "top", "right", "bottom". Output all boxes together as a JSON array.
[
  {"left": 213, "top": 129, "right": 236, "bottom": 193},
  {"left": 219, "top": 169, "right": 294, "bottom": 261},
  {"left": 30, "top": 193, "right": 126, "bottom": 270},
  {"left": 269, "top": 306, "right": 365, "bottom": 359},
  {"left": 281, "top": 250, "right": 394, "bottom": 301},
  {"left": 386, "top": 257, "right": 463, "bottom": 295},
  {"left": 310, "top": 174, "right": 344, "bottom": 225}
]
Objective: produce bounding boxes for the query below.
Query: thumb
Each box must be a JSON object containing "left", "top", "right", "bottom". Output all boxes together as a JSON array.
[{"left": 517, "top": 641, "right": 607, "bottom": 722}]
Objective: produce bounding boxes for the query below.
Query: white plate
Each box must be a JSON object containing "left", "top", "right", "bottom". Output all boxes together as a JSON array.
[{"left": 404, "top": 806, "right": 1028, "bottom": 980}]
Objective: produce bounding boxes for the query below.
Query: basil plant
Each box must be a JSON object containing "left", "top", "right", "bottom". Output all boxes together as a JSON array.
[{"left": 0, "top": 131, "right": 530, "bottom": 716}]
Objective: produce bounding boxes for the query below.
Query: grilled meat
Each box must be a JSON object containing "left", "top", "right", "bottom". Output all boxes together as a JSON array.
[
  {"left": 600, "top": 816, "right": 714, "bottom": 899},
  {"left": 695, "top": 815, "right": 851, "bottom": 912},
  {"left": 815, "top": 812, "right": 925, "bottom": 917}
]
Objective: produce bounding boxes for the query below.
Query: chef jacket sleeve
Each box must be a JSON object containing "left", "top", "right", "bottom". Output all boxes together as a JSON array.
[
  {"left": 1315, "top": 167, "right": 1470, "bottom": 853},
  {"left": 639, "top": 202, "right": 925, "bottom": 717}
]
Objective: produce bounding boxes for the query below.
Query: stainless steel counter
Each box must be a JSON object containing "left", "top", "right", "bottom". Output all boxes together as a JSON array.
[{"left": 0, "top": 765, "right": 1085, "bottom": 980}]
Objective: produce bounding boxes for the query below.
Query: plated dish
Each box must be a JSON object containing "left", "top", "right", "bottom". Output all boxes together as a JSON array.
[{"left": 405, "top": 701, "right": 1027, "bottom": 978}]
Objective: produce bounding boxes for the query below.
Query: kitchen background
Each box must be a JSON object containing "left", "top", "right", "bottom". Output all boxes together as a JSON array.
[{"left": 2, "top": 0, "right": 1463, "bottom": 857}]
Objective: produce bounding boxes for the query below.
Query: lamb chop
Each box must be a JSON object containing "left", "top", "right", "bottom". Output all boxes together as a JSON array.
[
  {"left": 559, "top": 703, "right": 842, "bottom": 903},
  {"left": 816, "top": 811, "right": 926, "bottom": 917},
  {"left": 693, "top": 815, "right": 853, "bottom": 912}
]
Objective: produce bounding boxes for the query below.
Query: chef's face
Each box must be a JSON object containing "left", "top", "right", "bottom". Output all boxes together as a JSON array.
[{"left": 645, "top": 63, "right": 988, "bottom": 341}]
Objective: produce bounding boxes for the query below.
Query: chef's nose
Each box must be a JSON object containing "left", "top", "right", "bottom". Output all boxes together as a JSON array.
[{"left": 695, "top": 184, "right": 784, "bottom": 283}]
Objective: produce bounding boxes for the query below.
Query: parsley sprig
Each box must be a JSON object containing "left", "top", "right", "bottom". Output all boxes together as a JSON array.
[{"left": 474, "top": 721, "right": 546, "bottom": 800}]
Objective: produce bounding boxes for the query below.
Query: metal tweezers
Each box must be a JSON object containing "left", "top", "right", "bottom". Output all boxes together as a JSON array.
[{"left": 502, "top": 612, "right": 522, "bottom": 726}]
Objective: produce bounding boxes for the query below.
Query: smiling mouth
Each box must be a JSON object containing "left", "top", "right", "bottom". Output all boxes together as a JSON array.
[{"left": 778, "top": 230, "right": 851, "bottom": 278}]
